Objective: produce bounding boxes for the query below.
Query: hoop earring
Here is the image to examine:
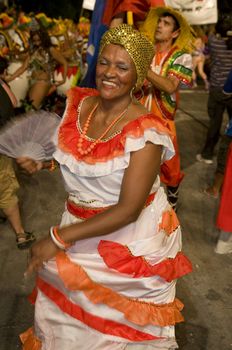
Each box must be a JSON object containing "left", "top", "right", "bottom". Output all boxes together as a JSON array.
[
  {"left": 130, "top": 86, "right": 136, "bottom": 101},
  {"left": 134, "top": 87, "right": 144, "bottom": 101}
]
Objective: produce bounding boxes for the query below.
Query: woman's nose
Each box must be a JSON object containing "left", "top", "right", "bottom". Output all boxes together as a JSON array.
[{"left": 104, "top": 64, "right": 116, "bottom": 77}]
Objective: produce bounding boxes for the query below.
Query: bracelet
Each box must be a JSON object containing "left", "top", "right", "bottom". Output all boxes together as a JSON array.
[
  {"left": 53, "top": 226, "right": 72, "bottom": 249},
  {"left": 50, "top": 226, "right": 72, "bottom": 250},
  {"left": 49, "top": 159, "right": 57, "bottom": 172},
  {"left": 50, "top": 226, "right": 65, "bottom": 250}
]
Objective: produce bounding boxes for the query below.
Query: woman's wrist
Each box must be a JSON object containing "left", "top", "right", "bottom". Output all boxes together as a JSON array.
[
  {"left": 48, "top": 159, "right": 58, "bottom": 171},
  {"left": 49, "top": 226, "right": 72, "bottom": 250},
  {"left": 54, "top": 79, "right": 65, "bottom": 86},
  {"left": 42, "top": 159, "right": 58, "bottom": 171}
]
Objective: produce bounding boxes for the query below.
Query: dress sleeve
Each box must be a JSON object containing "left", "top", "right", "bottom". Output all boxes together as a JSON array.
[
  {"left": 168, "top": 52, "right": 193, "bottom": 86},
  {"left": 121, "top": 113, "right": 175, "bottom": 163}
]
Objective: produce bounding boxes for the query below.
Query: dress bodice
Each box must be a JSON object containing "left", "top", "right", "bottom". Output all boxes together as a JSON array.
[{"left": 53, "top": 87, "right": 175, "bottom": 206}]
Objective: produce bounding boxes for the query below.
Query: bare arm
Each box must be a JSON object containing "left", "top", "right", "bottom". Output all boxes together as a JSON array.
[
  {"left": 25, "top": 142, "right": 162, "bottom": 274},
  {"left": 50, "top": 46, "right": 68, "bottom": 85},
  {"left": 59, "top": 142, "right": 162, "bottom": 243},
  {"left": 147, "top": 68, "right": 180, "bottom": 94},
  {"left": 110, "top": 13, "right": 125, "bottom": 28},
  {"left": 5, "top": 55, "right": 29, "bottom": 82},
  {"left": 16, "top": 157, "right": 56, "bottom": 174}
]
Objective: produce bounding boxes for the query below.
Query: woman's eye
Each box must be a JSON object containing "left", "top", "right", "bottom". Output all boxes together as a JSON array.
[
  {"left": 99, "top": 60, "right": 107, "bottom": 65},
  {"left": 118, "top": 66, "right": 128, "bottom": 71}
]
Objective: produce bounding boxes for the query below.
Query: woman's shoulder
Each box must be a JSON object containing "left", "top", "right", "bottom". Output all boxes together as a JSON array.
[
  {"left": 120, "top": 101, "right": 150, "bottom": 127},
  {"left": 122, "top": 102, "right": 172, "bottom": 138},
  {"left": 130, "top": 100, "right": 148, "bottom": 117}
]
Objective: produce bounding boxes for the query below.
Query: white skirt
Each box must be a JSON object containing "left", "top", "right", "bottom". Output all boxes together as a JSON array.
[{"left": 31, "top": 187, "right": 186, "bottom": 349}]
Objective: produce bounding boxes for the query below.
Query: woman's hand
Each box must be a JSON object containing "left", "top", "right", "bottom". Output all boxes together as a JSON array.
[
  {"left": 17, "top": 157, "right": 43, "bottom": 174},
  {"left": 25, "top": 236, "right": 60, "bottom": 276},
  {"left": 53, "top": 80, "right": 65, "bottom": 87}
]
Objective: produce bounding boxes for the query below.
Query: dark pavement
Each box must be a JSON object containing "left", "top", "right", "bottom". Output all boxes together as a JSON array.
[{"left": 0, "top": 88, "right": 231, "bottom": 350}]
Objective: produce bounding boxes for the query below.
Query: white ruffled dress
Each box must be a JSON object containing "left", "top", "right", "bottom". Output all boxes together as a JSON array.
[{"left": 21, "top": 87, "right": 192, "bottom": 350}]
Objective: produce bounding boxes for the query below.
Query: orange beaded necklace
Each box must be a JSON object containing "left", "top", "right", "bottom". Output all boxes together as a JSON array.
[{"left": 77, "top": 101, "right": 130, "bottom": 156}]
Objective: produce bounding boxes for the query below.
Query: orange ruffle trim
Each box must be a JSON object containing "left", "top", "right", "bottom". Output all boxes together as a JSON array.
[
  {"left": 20, "top": 327, "right": 41, "bottom": 350},
  {"left": 56, "top": 251, "right": 184, "bottom": 327},
  {"left": 98, "top": 240, "right": 192, "bottom": 281},
  {"left": 58, "top": 87, "right": 174, "bottom": 164}
]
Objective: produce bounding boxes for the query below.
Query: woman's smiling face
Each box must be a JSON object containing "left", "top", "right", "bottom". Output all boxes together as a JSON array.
[{"left": 96, "top": 44, "right": 137, "bottom": 101}]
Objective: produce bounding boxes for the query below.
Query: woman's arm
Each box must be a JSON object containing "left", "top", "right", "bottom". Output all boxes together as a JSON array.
[
  {"left": 50, "top": 46, "right": 68, "bottom": 86},
  {"left": 60, "top": 142, "right": 162, "bottom": 242},
  {"left": 26, "top": 142, "right": 162, "bottom": 274},
  {"left": 5, "top": 55, "right": 29, "bottom": 83},
  {"left": 16, "top": 157, "right": 57, "bottom": 174},
  {"left": 110, "top": 13, "right": 125, "bottom": 28}
]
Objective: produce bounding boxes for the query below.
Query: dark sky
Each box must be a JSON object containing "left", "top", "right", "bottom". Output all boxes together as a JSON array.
[
  {"left": 217, "top": 0, "right": 231, "bottom": 12},
  {"left": 13, "top": 0, "right": 84, "bottom": 21},
  {"left": 10, "top": 0, "right": 232, "bottom": 21}
]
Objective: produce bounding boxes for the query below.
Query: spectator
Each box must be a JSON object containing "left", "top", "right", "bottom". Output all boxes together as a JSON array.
[
  {"left": 204, "top": 69, "right": 232, "bottom": 198},
  {"left": 192, "top": 28, "right": 209, "bottom": 90},
  {"left": 215, "top": 137, "right": 232, "bottom": 254},
  {"left": 0, "top": 56, "right": 35, "bottom": 249},
  {"left": 196, "top": 15, "right": 232, "bottom": 164}
]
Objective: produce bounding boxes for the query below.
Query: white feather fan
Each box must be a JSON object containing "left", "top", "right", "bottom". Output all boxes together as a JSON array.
[{"left": 0, "top": 110, "right": 60, "bottom": 160}]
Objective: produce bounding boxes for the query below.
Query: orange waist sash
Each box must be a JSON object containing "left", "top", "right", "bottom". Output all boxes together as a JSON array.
[{"left": 66, "top": 192, "right": 156, "bottom": 220}]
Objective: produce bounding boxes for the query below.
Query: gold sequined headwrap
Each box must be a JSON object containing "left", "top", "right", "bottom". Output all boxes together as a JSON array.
[
  {"left": 99, "top": 24, "right": 154, "bottom": 89},
  {"left": 140, "top": 7, "right": 196, "bottom": 53}
]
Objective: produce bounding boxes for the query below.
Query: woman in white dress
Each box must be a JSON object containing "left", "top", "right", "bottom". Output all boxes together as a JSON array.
[{"left": 19, "top": 24, "right": 192, "bottom": 350}]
